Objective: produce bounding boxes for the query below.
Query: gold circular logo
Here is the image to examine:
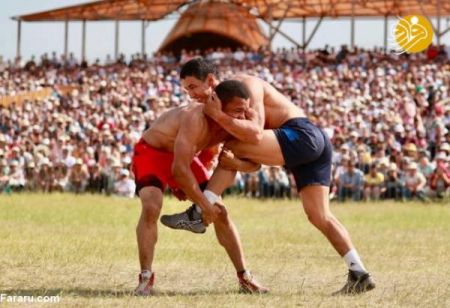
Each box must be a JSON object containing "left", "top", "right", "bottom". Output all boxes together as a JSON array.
[{"left": 395, "top": 15, "right": 434, "bottom": 53}]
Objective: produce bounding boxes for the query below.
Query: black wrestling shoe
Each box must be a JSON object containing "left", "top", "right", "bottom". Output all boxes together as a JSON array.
[
  {"left": 160, "top": 204, "right": 206, "bottom": 234},
  {"left": 332, "top": 270, "right": 376, "bottom": 295}
]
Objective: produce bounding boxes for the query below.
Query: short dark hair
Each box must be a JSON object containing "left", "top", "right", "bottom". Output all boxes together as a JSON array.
[
  {"left": 215, "top": 80, "right": 250, "bottom": 106},
  {"left": 180, "top": 58, "right": 217, "bottom": 81}
]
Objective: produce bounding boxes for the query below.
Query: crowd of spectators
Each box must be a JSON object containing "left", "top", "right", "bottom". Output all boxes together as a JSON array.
[{"left": 0, "top": 44, "right": 449, "bottom": 201}]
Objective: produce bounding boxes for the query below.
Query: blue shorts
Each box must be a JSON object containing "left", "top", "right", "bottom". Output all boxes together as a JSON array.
[{"left": 274, "top": 118, "right": 332, "bottom": 191}]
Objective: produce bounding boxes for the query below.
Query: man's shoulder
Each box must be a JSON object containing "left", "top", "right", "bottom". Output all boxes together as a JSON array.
[
  {"left": 232, "top": 73, "right": 263, "bottom": 84},
  {"left": 178, "top": 104, "right": 208, "bottom": 128},
  {"left": 181, "top": 104, "right": 205, "bottom": 120}
]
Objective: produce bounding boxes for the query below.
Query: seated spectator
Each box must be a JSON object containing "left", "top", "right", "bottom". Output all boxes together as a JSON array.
[
  {"left": 267, "top": 166, "right": 290, "bottom": 198},
  {"left": 383, "top": 163, "right": 405, "bottom": 200},
  {"left": 53, "top": 163, "right": 69, "bottom": 192},
  {"left": 428, "top": 152, "right": 450, "bottom": 198},
  {"left": 0, "top": 159, "right": 10, "bottom": 193},
  {"left": 86, "top": 160, "right": 107, "bottom": 194},
  {"left": 105, "top": 160, "right": 122, "bottom": 195},
  {"left": 68, "top": 159, "right": 89, "bottom": 194},
  {"left": 8, "top": 161, "right": 25, "bottom": 192},
  {"left": 403, "top": 162, "right": 427, "bottom": 201},
  {"left": 37, "top": 159, "right": 54, "bottom": 192},
  {"left": 114, "top": 169, "right": 136, "bottom": 198},
  {"left": 24, "top": 162, "right": 38, "bottom": 191},
  {"left": 418, "top": 152, "right": 434, "bottom": 180},
  {"left": 364, "top": 164, "right": 385, "bottom": 201},
  {"left": 244, "top": 172, "right": 259, "bottom": 198},
  {"left": 258, "top": 167, "right": 269, "bottom": 198},
  {"left": 338, "top": 161, "right": 364, "bottom": 202}
]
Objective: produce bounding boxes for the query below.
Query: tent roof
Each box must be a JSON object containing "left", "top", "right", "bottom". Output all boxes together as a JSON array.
[
  {"left": 13, "top": 0, "right": 187, "bottom": 22},
  {"left": 12, "top": 0, "right": 450, "bottom": 22},
  {"left": 238, "top": 0, "right": 450, "bottom": 19},
  {"left": 159, "top": 1, "right": 268, "bottom": 52}
]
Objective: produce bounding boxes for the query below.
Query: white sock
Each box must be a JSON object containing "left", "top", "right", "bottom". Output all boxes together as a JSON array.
[
  {"left": 140, "top": 270, "right": 152, "bottom": 279},
  {"left": 343, "top": 249, "right": 367, "bottom": 273},
  {"left": 195, "top": 190, "right": 221, "bottom": 214}
]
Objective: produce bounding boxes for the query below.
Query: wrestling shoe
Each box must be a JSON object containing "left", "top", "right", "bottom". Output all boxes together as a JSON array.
[
  {"left": 160, "top": 204, "right": 206, "bottom": 234},
  {"left": 332, "top": 270, "right": 376, "bottom": 295},
  {"left": 238, "top": 270, "right": 269, "bottom": 294},
  {"left": 134, "top": 272, "right": 155, "bottom": 296}
]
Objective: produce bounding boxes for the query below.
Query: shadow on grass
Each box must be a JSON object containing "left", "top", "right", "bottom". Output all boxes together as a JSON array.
[{"left": 0, "top": 288, "right": 241, "bottom": 298}]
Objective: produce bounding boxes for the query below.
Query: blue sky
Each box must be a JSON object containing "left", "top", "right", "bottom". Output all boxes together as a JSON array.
[{"left": 1, "top": 1, "right": 448, "bottom": 61}]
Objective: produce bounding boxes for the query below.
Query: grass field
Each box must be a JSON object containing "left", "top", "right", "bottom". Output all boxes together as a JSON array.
[{"left": 0, "top": 194, "right": 449, "bottom": 307}]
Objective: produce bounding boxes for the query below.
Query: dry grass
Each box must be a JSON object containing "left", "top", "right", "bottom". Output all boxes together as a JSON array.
[{"left": 0, "top": 193, "right": 449, "bottom": 307}]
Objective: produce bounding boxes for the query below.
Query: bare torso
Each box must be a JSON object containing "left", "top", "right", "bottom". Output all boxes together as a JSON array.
[
  {"left": 233, "top": 74, "right": 305, "bottom": 129},
  {"left": 142, "top": 104, "right": 228, "bottom": 152}
]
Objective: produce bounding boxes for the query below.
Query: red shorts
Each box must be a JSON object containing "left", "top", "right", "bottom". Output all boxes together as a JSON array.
[{"left": 132, "top": 139, "right": 210, "bottom": 192}]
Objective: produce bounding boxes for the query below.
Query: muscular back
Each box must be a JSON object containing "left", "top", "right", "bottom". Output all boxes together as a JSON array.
[
  {"left": 142, "top": 104, "right": 228, "bottom": 152},
  {"left": 233, "top": 74, "right": 305, "bottom": 129}
]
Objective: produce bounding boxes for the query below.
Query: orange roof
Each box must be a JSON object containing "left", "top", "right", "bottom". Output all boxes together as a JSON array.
[
  {"left": 13, "top": 0, "right": 187, "bottom": 21},
  {"left": 13, "top": 0, "right": 450, "bottom": 22},
  {"left": 237, "top": 0, "right": 450, "bottom": 19},
  {"left": 159, "top": 1, "right": 268, "bottom": 52}
]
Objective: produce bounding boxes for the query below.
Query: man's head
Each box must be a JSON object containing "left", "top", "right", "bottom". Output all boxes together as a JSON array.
[
  {"left": 180, "top": 58, "right": 218, "bottom": 102},
  {"left": 215, "top": 80, "right": 250, "bottom": 120}
]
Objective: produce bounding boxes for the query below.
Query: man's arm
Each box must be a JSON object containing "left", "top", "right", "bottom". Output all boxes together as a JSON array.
[
  {"left": 219, "top": 148, "right": 261, "bottom": 173},
  {"left": 172, "top": 111, "right": 219, "bottom": 224},
  {"left": 205, "top": 77, "right": 265, "bottom": 144}
]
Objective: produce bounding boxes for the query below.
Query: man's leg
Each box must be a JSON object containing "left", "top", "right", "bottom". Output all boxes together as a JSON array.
[
  {"left": 213, "top": 205, "right": 245, "bottom": 272},
  {"left": 213, "top": 204, "right": 269, "bottom": 293},
  {"left": 300, "top": 185, "right": 354, "bottom": 256},
  {"left": 135, "top": 186, "right": 163, "bottom": 296},
  {"left": 299, "top": 185, "right": 375, "bottom": 294},
  {"left": 373, "top": 187, "right": 381, "bottom": 200},
  {"left": 204, "top": 167, "right": 237, "bottom": 198},
  {"left": 363, "top": 187, "right": 370, "bottom": 201}
]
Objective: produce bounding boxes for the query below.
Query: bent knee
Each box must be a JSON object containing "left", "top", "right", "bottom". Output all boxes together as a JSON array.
[
  {"left": 216, "top": 204, "right": 229, "bottom": 221},
  {"left": 142, "top": 202, "right": 161, "bottom": 220},
  {"left": 139, "top": 188, "right": 162, "bottom": 222},
  {"left": 306, "top": 212, "right": 333, "bottom": 230}
]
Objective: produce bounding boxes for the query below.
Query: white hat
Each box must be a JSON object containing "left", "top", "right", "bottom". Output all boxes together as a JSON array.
[
  {"left": 120, "top": 169, "right": 129, "bottom": 177},
  {"left": 74, "top": 158, "right": 83, "bottom": 165},
  {"left": 435, "top": 152, "right": 448, "bottom": 161},
  {"left": 40, "top": 158, "right": 50, "bottom": 166},
  {"left": 440, "top": 143, "right": 450, "bottom": 152},
  {"left": 388, "top": 163, "right": 398, "bottom": 171},
  {"left": 10, "top": 160, "right": 19, "bottom": 167},
  {"left": 379, "top": 158, "right": 389, "bottom": 167},
  {"left": 407, "top": 162, "right": 418, "bottom": 170}
]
